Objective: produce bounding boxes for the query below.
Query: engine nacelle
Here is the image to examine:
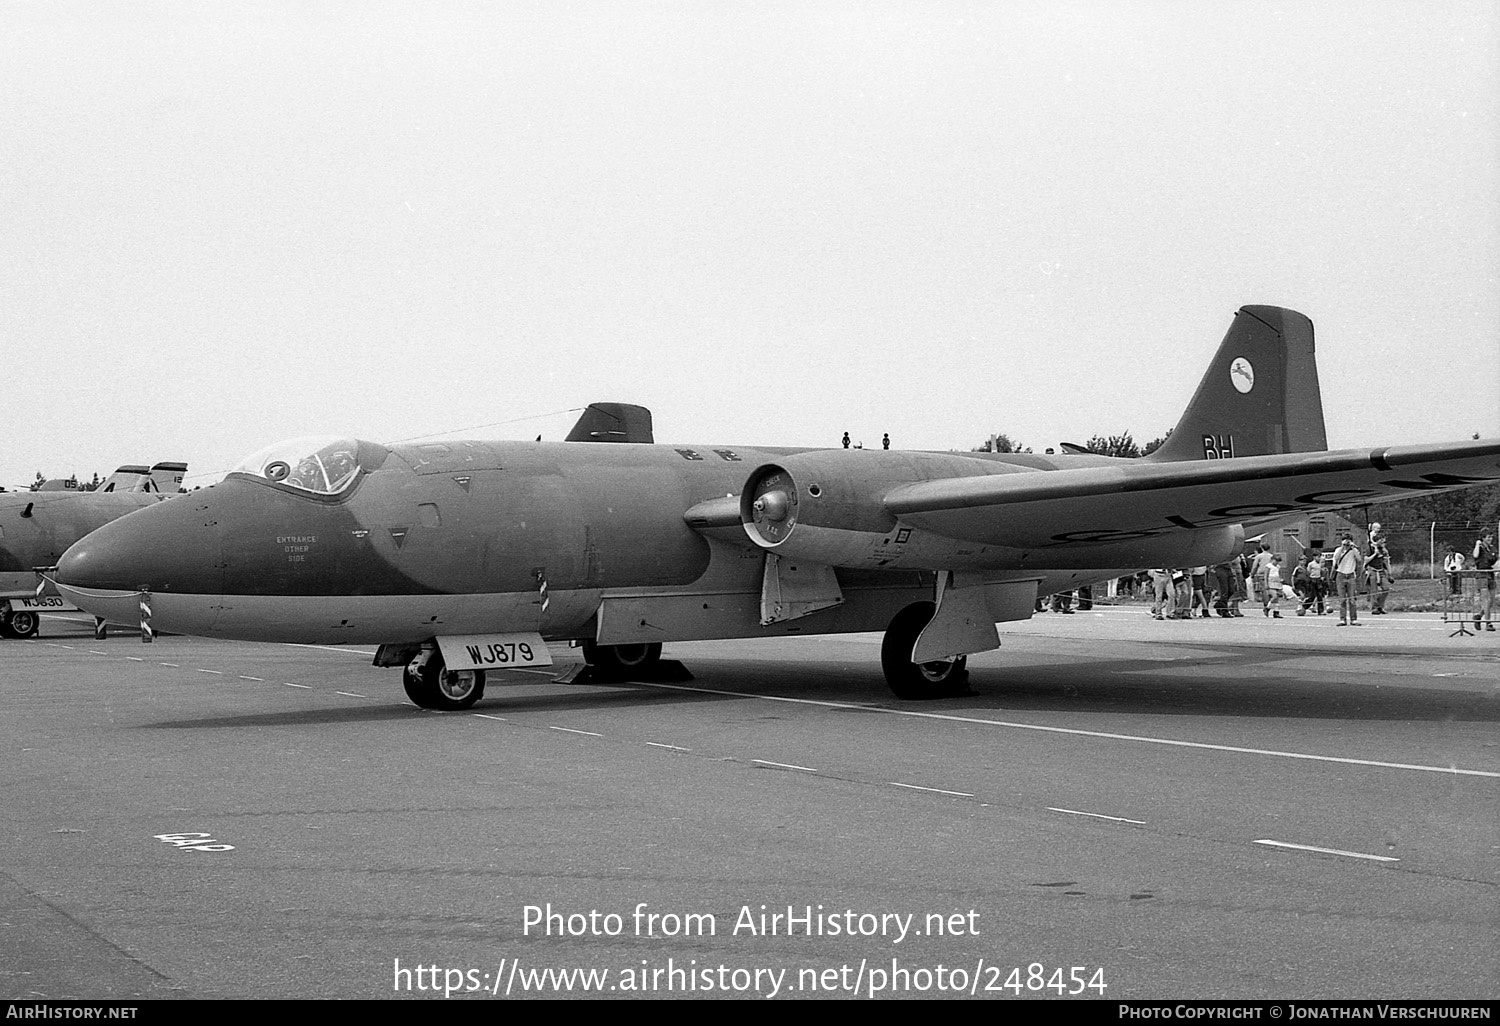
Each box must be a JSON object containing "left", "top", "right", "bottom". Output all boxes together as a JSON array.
[{"left": 740, "top": 451, "right": 1002, "bottom": 569}]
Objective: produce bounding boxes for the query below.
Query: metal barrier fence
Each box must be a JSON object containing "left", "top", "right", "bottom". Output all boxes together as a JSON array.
[{"left": 1440, "top": 569, "right": 1497, "bottom": 637}]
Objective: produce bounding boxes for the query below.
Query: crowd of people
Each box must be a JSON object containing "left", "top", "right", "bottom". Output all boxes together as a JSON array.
[{"left": 1038, "top": 527, "right": 1498, "bottom": 631}]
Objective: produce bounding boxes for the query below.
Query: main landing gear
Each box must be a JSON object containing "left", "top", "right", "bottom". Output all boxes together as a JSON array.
[
  {"left": 881, "top": 601, "right": 970, "bottom": 700},
  {"left": 0, "top": 609, "right": 40, "bottom": 640},
  {"left": 403, "top": 648, "right": 486, "bottom": 711},
  {"left": 580, "top": 641, "right": 662, "bottom": 675}
]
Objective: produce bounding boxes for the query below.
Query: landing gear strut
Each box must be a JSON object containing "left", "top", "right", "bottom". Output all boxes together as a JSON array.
[
  {"left": 881, "top": 601, "right": 969, "bottom": 700},
  {"left": 403, "top": 648, "right": 486, "bottom": 711}
]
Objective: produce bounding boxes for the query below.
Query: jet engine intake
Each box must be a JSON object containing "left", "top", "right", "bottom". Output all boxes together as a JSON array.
[{"left": 740, "top": 458, "right": 902, "bottom": 566}]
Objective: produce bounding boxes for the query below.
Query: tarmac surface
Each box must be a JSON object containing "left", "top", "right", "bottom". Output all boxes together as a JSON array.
[{"left": 2, "top": 607, "right": 1496, "bottom": 1000}]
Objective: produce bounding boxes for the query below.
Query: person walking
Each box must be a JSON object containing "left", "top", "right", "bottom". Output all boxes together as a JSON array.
[
  {"left": 1474, "top": 532, "right": 1496, "bottom": 632},
  {"left": 1211, "top": 562, "right": 1235, "bottom": 617},
  {"left": 1248, "top": 541, "right": 1275, "bottom": 610},
  {"left": 1366, "top": 536, "right": 1392, "bottom": 614},
  {"left": 1264, "top": 554, "right": 1285, "bottom": 617},
  {"left": 1170, "top": 569, "right": 1192, "bottom": 619},
  {"left": 1191, "top": 566, "right": 1211, "bottom": 618},
  {"left": 1230, "top": 551, "right": 1251, "bottom": 616},
  {"left": 1332, "top": 534, "right": 1365, "bottom": 626},
  {"left": 1305, "top": 548, "right": 1326, "bottom": 614},
  {"left": 1292, "top": 555, "right": 1313, "bottom": 616},
  {"left": 1149, "top": 569, "right": 1173, "bottom": 620}
]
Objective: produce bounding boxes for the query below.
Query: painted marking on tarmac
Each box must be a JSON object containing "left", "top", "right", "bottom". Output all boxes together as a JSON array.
[
  {"left": 473, "top": 713, "right": 508, "bottom": 722},
  {"left": 127, "top": 657, "right": 144, "bottom": 661},
  {"left": 646, "top": 742, "right": 691, "bottom": 752},
  {"left": 550, "top": 726, "right": 602, "bottom": 737},
  {"left": 284, "top": 643, "right": 379, "bottom": 657},
  {"left": 239, "top": 675, "right": 263, "bottom": 681},
  {"left": 1254, "top": 839, "right": 1399, "bottom": 862},
  {"left": 89, "top": 650, "right": 107, "bottom": 655},
  {"left": 282, "top": 682, "right": 312, "bottom": 690},
  {"left": 891, "top": 782, "right": 974, "bottom": 798},
  {"left": 635, "top": 682, "right": 1500, "bottom": 779},
  {"left": 196, "top": 669, "right": 223, "bottom": 675},
  {"left": 752, "top": 759, "right": 817, "bottom": 773},
  {"left": 335, "top": 691, "right": 366, "bottom": 698},
  {"left": 1047, "top": 806, "right": 1147, "bottom": 825},
  {"left": 160, "top": 663, "right": 179, "bottom": 668}
]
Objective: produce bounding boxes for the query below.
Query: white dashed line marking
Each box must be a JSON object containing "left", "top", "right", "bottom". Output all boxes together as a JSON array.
[
  {"left": 334, "top": 691, "right": 365, "bottom": 698},
  {"left": 1254, "top": 839, "right": 1399, "bottom": 862},
  {"left": 635, "top": 683, "right": 1500, "bottom": 779},
  {"left": 196, "top": 669, "right": 223, "bottom": 675},
  {"left": 891, "top": 782, "right": 975, "bottom": 797},
  {"left": 549, "top": 726, "right": 603, "bottom": 737},
  {"left": 127, "top": 657, "right": 144, "bottom": 662},
  {"left": 160, "top": 663, "right": 179, "bottom": 668},
  {"left": 646, "top": 742, "right": 691, "bottom": 752},
  {"left": 239, "top": 675, "right": 263, "bottom": 681},
  {"left": 1047, "top": 807, "right": 1147, "bottom": 824},
  {"left": 282, "top": 683, "right": 311, "bottom": 690},
  {"left": 473, "top": 714, "right": 508, "bottom": 722},
  {"left": 751, "top": 759, "right": 817, "bottom": 773},
  {"left": 89, "top": 650, "right": 107, "bottom": 655}
]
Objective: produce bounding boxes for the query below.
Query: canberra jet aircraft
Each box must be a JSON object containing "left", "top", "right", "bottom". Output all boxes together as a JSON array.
[
  {"left": 54, "top": 306, "right": 1500, "bottom": 706},
  {"left": 1, "top": 462, "right": 186, "bottom": 637}
]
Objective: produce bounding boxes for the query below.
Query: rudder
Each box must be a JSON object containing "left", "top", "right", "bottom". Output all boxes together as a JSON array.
[{"left": 1145, "top": 305, "right": 1326, "bottom": 462}]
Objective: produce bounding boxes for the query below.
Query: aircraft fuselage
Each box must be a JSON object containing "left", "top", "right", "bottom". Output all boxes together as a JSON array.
[{"left": 53, "top": 439, "right": 1116, "bottom": 646}]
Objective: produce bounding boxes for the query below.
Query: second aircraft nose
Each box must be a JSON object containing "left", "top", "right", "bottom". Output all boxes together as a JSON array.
[{"left": 57, "top": 492, "right": 224, "bottom": 597}]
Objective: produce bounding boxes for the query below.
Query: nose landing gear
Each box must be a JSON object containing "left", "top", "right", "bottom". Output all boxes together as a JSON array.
[
  {"left": 0, "top": 608, "right": 40, "bottom": 639},
  {"left": 403, "top": 647, "right": 486, "bottom": 710}
]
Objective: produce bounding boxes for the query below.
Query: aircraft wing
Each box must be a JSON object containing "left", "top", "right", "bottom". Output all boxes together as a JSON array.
[{"left": 883, "top": 440, "right": 1500, "bottom": 550}]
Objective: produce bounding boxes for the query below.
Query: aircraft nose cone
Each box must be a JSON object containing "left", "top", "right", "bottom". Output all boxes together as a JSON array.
[{"left": 56, "top": 494, "right": 223, "bottom": 602}]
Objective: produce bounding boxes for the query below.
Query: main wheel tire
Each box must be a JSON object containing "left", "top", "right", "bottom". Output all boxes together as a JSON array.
[
  {"left": 6, "top": 611, "right": 39, "bottom": 639},
  {"left": 403, "top": 658, "right": 486, "bottom": 711},
  {"left": 881, "top": 601, "right": 970, "bottom": 700},
  {"left": 580, "top": 641, "right": 662, "bottom": 674}
]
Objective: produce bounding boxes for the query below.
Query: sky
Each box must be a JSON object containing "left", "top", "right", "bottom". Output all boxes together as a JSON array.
[{"left": 3, "top": 0, "right": 1497, "bottom": 489}]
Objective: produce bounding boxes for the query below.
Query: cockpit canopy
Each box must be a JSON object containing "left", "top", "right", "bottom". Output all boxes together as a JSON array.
[{"left": 231, "top": 436, "right": 371, "bottom": 496}]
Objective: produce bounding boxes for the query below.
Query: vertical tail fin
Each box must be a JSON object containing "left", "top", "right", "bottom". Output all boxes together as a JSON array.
[
  {"left": 1144, "top": 305, "right": 1327, "bottom": 462},
  {"left": 564, "top": 403, "right": 655, "bottom": 443},
  {"left": 149, "top": 462, "right": 188, "bottom": 493},
  {"left": 99, "top": 465, "right": 151, "bottom": 492}
]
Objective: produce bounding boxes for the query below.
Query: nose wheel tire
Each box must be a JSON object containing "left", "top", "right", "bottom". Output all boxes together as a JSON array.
[
  {"left": 1, "top": 611, "right": 40, "bottom": 639},
  {"left": 580, "top": 641, "right": 662, "bottom": 674},
  {"left": 403, "top": 657, "right": 486, "bottom": 711},
  {"left": 881, "top": 601, "right": 970, "bottom": 700}
]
